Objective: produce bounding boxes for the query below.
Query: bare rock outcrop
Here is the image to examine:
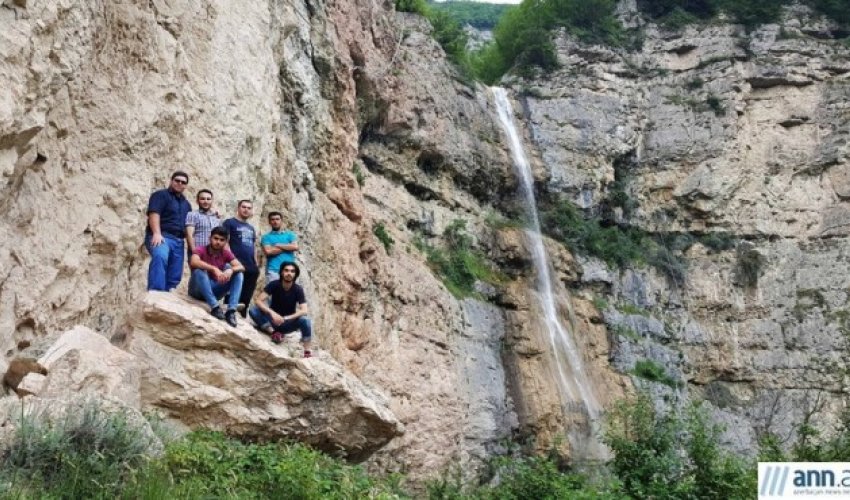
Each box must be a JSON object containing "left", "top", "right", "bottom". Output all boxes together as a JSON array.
[{"left": 124, "top": 292, "right": 404, "bottom": 461}]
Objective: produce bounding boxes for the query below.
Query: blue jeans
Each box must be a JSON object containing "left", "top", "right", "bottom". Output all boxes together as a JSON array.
[
  {"left": 188, "top": 269, "right": 244, "bottom": 311},
  {"left": 249, "top": 306, "right": 312, "bottom": 341},
  {"left": 145, "top": 234, "right": 185, "bottom": 291}
]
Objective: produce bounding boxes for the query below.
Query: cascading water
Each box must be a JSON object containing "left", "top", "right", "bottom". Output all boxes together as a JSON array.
[{"left": 492, "top": 86, "right": 606, "bottom": 458}]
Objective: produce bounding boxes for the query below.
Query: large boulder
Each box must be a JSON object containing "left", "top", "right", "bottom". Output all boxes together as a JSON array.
[{"left": 124, "top": 292, "right": 404, "bottom": 461}]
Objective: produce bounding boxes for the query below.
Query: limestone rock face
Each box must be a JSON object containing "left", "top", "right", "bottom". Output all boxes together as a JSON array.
[
  {"left": 125, "top": 292, "right": 404, "bottom": 461},
  {"left": 0, "top": 0, "right": 520, "bottom": 477},
  {"left": 33, "top": 325, "right": 141, "bottom": 407},
  {"left": 513, "top": 7, "right": 850, "bottom": 453}
]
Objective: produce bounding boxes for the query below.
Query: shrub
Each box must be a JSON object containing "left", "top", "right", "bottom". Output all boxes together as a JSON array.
[
  {"left": 540, "top": 200, "right": 689, "bottom": 285},
  {"left": 604, "top": 394, "right": 754, "bottom": 499},
  {"left": 352, "top": 163, "right": 365, "bottom": 187},
  {"left": 373, "top": 222, "right": 395, "bottom": 253},
  {"left": 426, "top": 1, "right": 511, "bottom": 30},
  {"left": 734, "top": 243, "right": 765, "bottom": 288},
  {"left": 0, "top": 401, "right": 157, "bottom": 498},
  {"left": 631, "top": 359, "right": 679, "bottom": 388},
  {"left": 418, "top": 219, "right": 503, "bottom": 298},
  {"left": 396, "top": 0, "right": 427, "bottom": 15}
]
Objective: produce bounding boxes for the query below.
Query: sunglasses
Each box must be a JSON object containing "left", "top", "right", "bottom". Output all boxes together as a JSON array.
[{"left": 172, "top": 178, "right": 188, "bottom": 185}]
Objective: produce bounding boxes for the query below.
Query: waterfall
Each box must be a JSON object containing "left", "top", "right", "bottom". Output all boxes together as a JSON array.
[{"left": 491, "top": 87, "right": 605, "bottom": 457}]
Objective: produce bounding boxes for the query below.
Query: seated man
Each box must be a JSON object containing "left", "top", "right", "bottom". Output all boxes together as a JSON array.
[
  {"left": 189, "top": 226, "right": 244, "bottom": 327},
  {"left": 249, "top": 262, "right": 313, "bottom": 358}
]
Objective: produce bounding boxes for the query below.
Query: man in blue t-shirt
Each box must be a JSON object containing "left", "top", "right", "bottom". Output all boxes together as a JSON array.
[
  {"left": 249, "top": 262, "right": 313, "bottom": 358},
  {"left": 144, "top": 171, "right": 192, "bottom": 291},
  {"left": 222, "top": 199, "right": 259, "bottom": 317},
  {"left": 261, "top": 211, "right": 298, "bottom": 282}
]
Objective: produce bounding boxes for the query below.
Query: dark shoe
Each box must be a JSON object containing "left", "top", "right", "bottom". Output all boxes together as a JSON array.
[
  {"left": 225, "top": 310, "right": 238, "bottom": 328},
  {"left": 210, "top": 306, "right": 225, "bottom": 320},
  {"left": 271, "top": 332, "right": 283, "bottom": 344},
  {"left": 303, "top": 350, "right": 312, "bottom": 358}
]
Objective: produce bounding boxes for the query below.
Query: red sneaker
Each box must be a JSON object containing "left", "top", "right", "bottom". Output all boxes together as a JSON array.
[
  {"left": 303, "top": 350, "right": 312, "bottom": 358},
  {"left": 271, "top": 332, "right": 283, "bottom": 344}
]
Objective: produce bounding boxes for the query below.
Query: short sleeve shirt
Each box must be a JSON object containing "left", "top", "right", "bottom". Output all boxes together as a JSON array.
[
  {"left": 146, "top": 188, "right": 191, "bottom": 238},
  {"left": 194, "top": 246, "right": 236, "bottom": 279},
  {"left": 185, "top": 210, "right": 221, "bottom": 249},
  {"left": 261, "top": 230, "right": 297, "bottom": 274},
  {"left": 222, "top": 218, "right": 258, "bottom": 271},
  {"left": 264, "top": 281, "right": 306, "bottom": 317}
]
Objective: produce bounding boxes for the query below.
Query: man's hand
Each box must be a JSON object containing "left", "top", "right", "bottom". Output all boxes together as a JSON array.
[
  {"left": 150, "top": 233, "right": 164, "bottom": 247},
  {"left": 270, "top": 312, "right": 285, "bottom": 326},
  {"left": 211, "top": 268, "right": 226, "bottom": 284}
]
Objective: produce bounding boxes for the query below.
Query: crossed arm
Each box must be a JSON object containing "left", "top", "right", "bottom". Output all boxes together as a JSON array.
[
  {"left": 189, "top": 255, "right": 245, "bottom": 283},
  {"left": 262, "top": 240, "right": 299, "bottom": 256}
]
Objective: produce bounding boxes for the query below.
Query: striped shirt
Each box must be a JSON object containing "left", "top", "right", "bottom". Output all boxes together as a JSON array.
[{"left": 185, "top": 210, "right": 221, "bottom": 249}]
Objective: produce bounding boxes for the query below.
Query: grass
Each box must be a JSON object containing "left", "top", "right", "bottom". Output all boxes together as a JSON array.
[
  {"left": 0, "top": 404, "right": 406, "bottom": 499},
  {"left": 352, "top": 163, "right": 365, "bottom": 187},
  {"left": 631, "top": 359, "right": 680, "bottom": 388},
  {"left": 612, "top": 324, "right": 642, "bottom": 342},
  {"left": 416, "top": 220, "right": 505, "bottom": 298},
  {"left": 373, "top": 222, "right": 395, "bottom": 254},
  {"left": 540, "top": 200, "right": 688, "bottom": 286}
]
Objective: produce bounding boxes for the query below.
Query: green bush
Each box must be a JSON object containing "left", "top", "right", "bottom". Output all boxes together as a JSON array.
[
  {"left": 395, "top": 0, "right": 428, "bottom": 15},
  {"left": 374, "top": 222, "right": 395, "bottom": 253},
  {"left": 0, "top": 402, "right": 157, "bottom": 499},
  {"left": 540, "top": 200, "right": 689, "bottom": 285},
  {"left": 604, "top": 394, "right": 754, "bottom": 500},
  {"left": 631, "top": 359, "right": 679, "bottom": 388},
  {"left": 426, "top": 1, "right": 511, "bottom": 30},
  {"left": 417, "top": 219, "right": 503, "bottom": 298}
]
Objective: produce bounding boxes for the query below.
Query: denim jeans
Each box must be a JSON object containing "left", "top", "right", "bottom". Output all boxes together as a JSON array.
[
  {"left": 145, "top": 234, "right": 185, "bottom": 291},
  {"left": 249, "top": 305, "right": 312, "bottom": 341},
  {"left": 188, "top": 269, "right": 244, "bottom": 311},
  {"left": 235, "top": 268, "right": 259, "bottom": 317}
]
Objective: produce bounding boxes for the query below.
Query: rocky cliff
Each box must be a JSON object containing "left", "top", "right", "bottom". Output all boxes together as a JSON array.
[
  {"left": 1, "top": 0, "right": 848, "bottom": 482},
  {"left": 514, "top": 3, "right": 850, "bottom": 453}
]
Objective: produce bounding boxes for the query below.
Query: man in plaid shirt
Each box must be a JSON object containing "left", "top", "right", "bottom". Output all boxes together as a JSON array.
[{"left": 185, "top": 189, "right": 221, "bottom": 261}]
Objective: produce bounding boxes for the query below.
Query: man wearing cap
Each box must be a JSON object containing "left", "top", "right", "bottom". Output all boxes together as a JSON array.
[{"left": 144, "top": 171, "right": 192, "bottom": 291}]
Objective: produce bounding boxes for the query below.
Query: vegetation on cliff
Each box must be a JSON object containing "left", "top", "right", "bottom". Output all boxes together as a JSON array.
[
  {"left": 426, "top": 1, "right": 510, "bottom": 29},
  {"left": 6, "top": 394, "right": 846, "bottom": 498},
  {"left": 403, "top": 0, "right": 850, "bottom": 83}
]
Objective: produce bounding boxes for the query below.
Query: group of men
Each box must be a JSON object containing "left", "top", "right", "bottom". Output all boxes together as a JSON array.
[{"left": 143, "top": 171, "right": 313, "bottom": 358}]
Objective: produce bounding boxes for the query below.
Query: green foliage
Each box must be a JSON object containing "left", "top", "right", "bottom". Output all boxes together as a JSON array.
[
  {"left": 686, "top": 77, "right": 705, "bottom": 90},
  {"left": 373, "top": 222, "right": 395, "bottom": 253},
  {"left": 426, "top": 1, "right": 511, "bottom": 30},
  {"left": 734, "top": 244, "right": 765, "bottom": 288},
  {"left": 468, "top": 0, "right": 624, "bottom": 83},
  {"left": 540, "top": 200, "right": 688, "bottom": 285},
  {"left": 697, "top": 232, "right": 737, "bottom": 252},
  {"left": 161, "top": 430, "right": 403, "bottom": 499},
  {"left": 612, "top": 323, "right": 642, "bottom": 342},
  {"left": 395, "top": 0, "right": 428, "bottom": 15},
  {"left": 604, "top": 394, "right": 755, "bottom": 500},
  {"left": 807, "top": 0, "right": 850, "bottom": 24},
  {"left": 0, "top": 404, "right": 406, "bottom": 499},
  {"left": 420, "top": 220, "right": 504, "bottom": 298},
  {"left": 0, "top": 402, "right": 157, "bottom": 499},
  {"left": 352, "top": 163, "right": 365, "bottom": 187},
  {"left": 705, "top": 94, "right": 725, "bottom": 116},
  {"left": 631, "top": 359, "right": 679, "bottom": 388}
]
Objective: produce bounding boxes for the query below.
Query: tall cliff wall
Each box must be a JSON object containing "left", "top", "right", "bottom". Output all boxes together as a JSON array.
[
  {"left": 3, "top": 0, "right": 849, "bottom": 481},
  {"left": 515, "top": 4, "right": 850, "bottom": 452},
  {"left": 0, "top": 0, "right": 528, "bottom": 478}
]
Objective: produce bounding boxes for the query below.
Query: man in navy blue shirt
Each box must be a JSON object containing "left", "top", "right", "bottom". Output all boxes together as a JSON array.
[
  {"left": 145, "top": 171, "right": 192, "bottom": 291},
  {"left": 222, "top": 199, "right": 259, "bottom": 317}
]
